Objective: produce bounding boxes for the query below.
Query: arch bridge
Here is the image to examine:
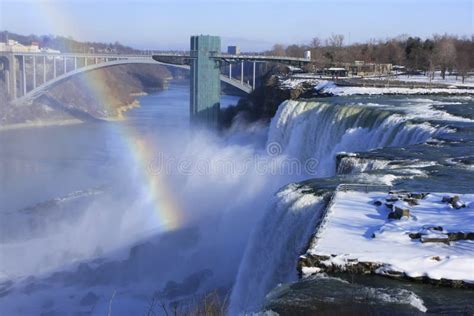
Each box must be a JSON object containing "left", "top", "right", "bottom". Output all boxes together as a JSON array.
[{"left": 1, "top": 35, "right": 311, "bottom": 126}]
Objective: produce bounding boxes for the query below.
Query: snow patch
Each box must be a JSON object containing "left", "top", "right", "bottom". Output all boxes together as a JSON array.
[
  {"left": 308, "top": 191, "right": 474, "bottom": 283},
  {"left": 315, "top": 80, "right": 474, "bottom": 96}
]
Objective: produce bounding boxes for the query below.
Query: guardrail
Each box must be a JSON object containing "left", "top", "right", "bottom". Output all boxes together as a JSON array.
[{"left": 337, "top": 183, "right": 392, "bottom": 193}]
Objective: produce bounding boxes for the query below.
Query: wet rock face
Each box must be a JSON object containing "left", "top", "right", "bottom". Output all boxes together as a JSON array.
[
  {"left": 260, "top": 75, "right": 310, "bottom": 118},
  {"left": 442, "top": 195, "right": 466, "bottom": 209},
  {"left": 265, "top": 276, "right": 429, "bottom": 316},
  {"left": 298, "top": 253, "right": 473, "bottom": 289},
  {"left": 298, "top": 254, "right": 383, "bottom": 276}
]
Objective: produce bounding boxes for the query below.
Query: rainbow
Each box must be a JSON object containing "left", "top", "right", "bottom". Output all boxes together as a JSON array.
[
  {"left": 36, "top": 2, "right": 184, "bottom": 231},
  {"left": 122, "top": 127, "right": 184, "bottom": 231}
]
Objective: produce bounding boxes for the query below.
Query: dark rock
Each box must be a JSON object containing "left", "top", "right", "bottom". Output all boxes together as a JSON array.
[
  {"left": 450, "top": 195, "right": 460, "bottom": 204},
  {"left": 373, "top": 200, "right": 383, "bottom": 206},
  {"left": 297, "top": 253, "right": 474, "bottom": 289},
  {"left": 388, "top": 206, "right": 410, "bottom": 220},
  {"left": 403, "top": 197, "right": 419, "bottom": 206},
  {"left": 453, "top": 197, "right": 464, "bottom": 208},
  {"left": 384, "top": 203, "right": 394, "bottom": 210},
  {"left": 408, "top": 233, "right": 421, "bottom": 239},
  {"left": 442, "top": 196, "right": 451, "bottom": 203},
  {"left": 447, "top": 232, "right": 474, "bottom": 241},
  {"left": 441, "top": 195, "right": 466, "bottom": 209},
  {"left": 414, "top": 226, "right": 451, "bottom": 244},
  {"left": 421, "top": 235, "right": 449, "bottom": 244},
  {"left": 409, "top": 192, "right": 429, "bottom": 199}
]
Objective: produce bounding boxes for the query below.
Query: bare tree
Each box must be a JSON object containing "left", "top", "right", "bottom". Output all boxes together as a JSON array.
[
  {"left": 310, "top": 37, "right": 322, "bottom": 48},
  {"left": 324, "top": 34, "right": 346, "bottom": 64},
  {"left": 270, "top": 44, "right": 286, "bottom": 56},
  {"left": 434, "top": 35, "right": 457, "bottom": 79},
  {"left": 455, "top": 38, "right": 473, "bottom": 83},
  {"left": 326, "top": 34, "right": 345, "bottom": 48},
  {"left": 264, "top": 33, "right": 473, "bottom": 78},
  {"left": 285, "top": 44, "right": 305, "bottom": 57}
]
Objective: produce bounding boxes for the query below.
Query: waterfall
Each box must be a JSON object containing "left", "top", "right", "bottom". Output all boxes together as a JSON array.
[
  {"left": 228, "top": 184, "right": 329, "bottom": 315},
  {"left": 229, "top": 100, "right": 446, "bottom": 314},
  {"left": 267, "top": 100, "right": 440, "bottom": 177},
  {"left": 336, "top": 155, "right": 391, "bottom": 174}
]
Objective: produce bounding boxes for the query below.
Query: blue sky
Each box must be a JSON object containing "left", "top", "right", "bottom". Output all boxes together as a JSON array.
[{"left": 0, "top": 0, "right": 472, "bottom": 51}]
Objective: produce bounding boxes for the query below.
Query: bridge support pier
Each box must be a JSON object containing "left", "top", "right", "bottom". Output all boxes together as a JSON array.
[
  {"left": 241, "top": 62, "right": 244, "bottom": 84},
  {"left": 33, "top": 56, "right": 36, "bottom": 89},
  {"left": 189, "top": 35, "right": 221, "bottom": 127},
  {"left": 43, "top": 56, "right": 46, "bottom": 84},
  {"left": 5, "top": 69, "right": 10, "bottom": 95},
  {"left": 4, "top": 53, "right": 17, "bottom": 99},
  {"left": 21, "top": 56, "right": 26, "bottom": 97}
]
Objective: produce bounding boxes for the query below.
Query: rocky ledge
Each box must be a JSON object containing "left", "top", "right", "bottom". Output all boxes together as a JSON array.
[{"left": 298, "top": 189, "right": 474, "bottom": 289}]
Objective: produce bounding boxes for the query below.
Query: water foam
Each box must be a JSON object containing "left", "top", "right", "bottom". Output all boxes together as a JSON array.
[
  {"left": 228, "top": 184, "right": 328, "bottom": 314},
  {"left": 267, "top": 100, "right": 440, "bottom": 177}
]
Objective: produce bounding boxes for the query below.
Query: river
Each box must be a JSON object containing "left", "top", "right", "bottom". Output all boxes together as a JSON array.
[
  {"left": 0, "top": 80, "right": 299, "bottom": 315},
  {"left": 1, "top": 81, "right": 473, "bottom": 315}
]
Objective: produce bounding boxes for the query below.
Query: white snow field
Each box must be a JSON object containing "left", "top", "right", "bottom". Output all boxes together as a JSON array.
[
  {"left": 389, "top": 74, "right": 474, "bottom": 88},
  {"left": 307, "top": 190, "right": 474, "bottom": 283},
  {"left": 315, "top": 80, "right": 474, "bottom": 96}
]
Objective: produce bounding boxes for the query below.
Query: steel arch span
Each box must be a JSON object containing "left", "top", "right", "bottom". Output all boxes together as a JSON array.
[{"left": 12, "top": 58, "right": 252, "bottom": 105}]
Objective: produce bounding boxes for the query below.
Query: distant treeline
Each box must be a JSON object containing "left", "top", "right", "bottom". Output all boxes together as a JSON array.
[
  {"left": 0, "top": 31, "right": 139, "bottom": 54},
  {"left": 268, "top": 34, "right": 474, "bottom": 80}
]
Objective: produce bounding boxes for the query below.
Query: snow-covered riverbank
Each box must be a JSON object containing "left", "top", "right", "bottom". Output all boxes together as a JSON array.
[
  {"left": 300, "top": 189, "right": 474, "bottom": 287},
  {"left": 315, "top": 80, "right": 474, "bottom": 96},
  {"left": 277, "top": 72, "right": 474, "bottom": 97}
]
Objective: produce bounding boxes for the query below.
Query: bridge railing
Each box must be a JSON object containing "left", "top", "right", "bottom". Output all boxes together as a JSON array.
[
  {"left": 4, "top": 50, "right": 310, "bottom": 101},
  {"left": 5, "top": 52, "right": 155, "bottom": 58}
]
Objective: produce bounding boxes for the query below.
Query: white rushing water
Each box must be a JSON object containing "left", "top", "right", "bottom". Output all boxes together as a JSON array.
[
  {"left": 228, "top": 184, "right": 328, "bottom": 314},
  {"left": 1, "top": 89, "right": 452, "bottom": 315},
  {"left": 229, "top": 99, "right": 446, "bottom": 313},
  {"left": 267, "top": 100, "right": 440, "bottom": 177}
]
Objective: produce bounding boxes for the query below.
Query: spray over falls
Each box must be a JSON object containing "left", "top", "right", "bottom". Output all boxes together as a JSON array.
[
  {"left": 2, "top": 92, "right": 473, "bottom": 315},
  {"left": 267, "top": 100, "right": 440, "bottom": 177},
  {"left": 229, "top": 98, "right": 454, "bottom": 313}
]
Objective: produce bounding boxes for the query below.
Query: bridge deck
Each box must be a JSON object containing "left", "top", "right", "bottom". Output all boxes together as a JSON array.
[{"left": 153, "top": 53, "right": 311, "bottom": 65}]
